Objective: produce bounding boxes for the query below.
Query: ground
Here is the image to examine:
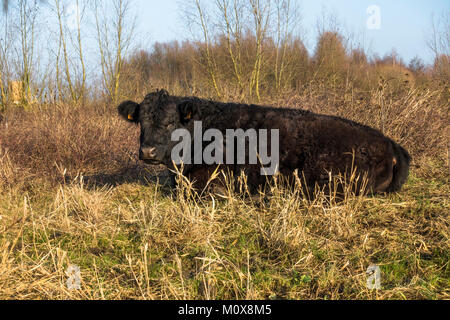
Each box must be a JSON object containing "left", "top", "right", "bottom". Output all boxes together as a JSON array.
[
  {"left": 0, "top": 97, "right": 448, "bottom": 300},
  {"left": 0, "top": 161, "right": 448, "bottom": 299}
]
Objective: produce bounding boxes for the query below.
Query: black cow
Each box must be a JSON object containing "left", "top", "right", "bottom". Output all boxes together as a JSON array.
[{"left": 118, "top": 90, "right": 410, "bottom": 194}]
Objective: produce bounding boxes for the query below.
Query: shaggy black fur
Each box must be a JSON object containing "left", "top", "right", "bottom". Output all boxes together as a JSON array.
[{"left": 118, "top": 90, "right": 411, "bottom": 194}]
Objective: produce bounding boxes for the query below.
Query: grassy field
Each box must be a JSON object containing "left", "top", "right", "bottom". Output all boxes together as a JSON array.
[{"left": 0, "top": 90, "right": 448, "bottom": 300}]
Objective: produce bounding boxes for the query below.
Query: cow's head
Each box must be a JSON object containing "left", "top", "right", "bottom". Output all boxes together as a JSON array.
[{"left": 118, "top": 89, "right": 197, "bottom": 165}]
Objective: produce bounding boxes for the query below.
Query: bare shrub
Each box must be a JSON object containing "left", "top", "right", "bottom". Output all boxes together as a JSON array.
[{"left": 0, "top": 103, "right": 140, "bottom": 186}]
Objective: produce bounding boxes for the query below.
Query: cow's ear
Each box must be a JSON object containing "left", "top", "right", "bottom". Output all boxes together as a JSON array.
[
  {"left": 118, "top": 100, "right": 140, "bottom": 123},
  {"left": 177, "top": 100, "right": 196, "bottom": 125}
]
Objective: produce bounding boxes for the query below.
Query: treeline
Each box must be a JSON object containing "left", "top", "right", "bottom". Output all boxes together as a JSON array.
[
  {"left": 0, "top": 0, "right": 448, "bottom": 111},
  {"left": 120, "top": 35, "right": 449, "bottom": 103},
  {"left": 0, "top": 0, "right": 135, "bottom": 110},
  {"left": 120, "top": 0, "right": 449, "bottom": 104}
]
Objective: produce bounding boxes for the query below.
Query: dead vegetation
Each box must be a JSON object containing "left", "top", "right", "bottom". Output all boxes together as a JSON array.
[
  {"left": 0, "top": 0, "right": 448, "bottom": 300},
  {"left": 0, "top": 83, "right": 448, "bottom": 300}
]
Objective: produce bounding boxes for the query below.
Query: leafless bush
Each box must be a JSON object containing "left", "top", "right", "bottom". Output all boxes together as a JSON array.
[{"left": 0, "top": 103, "right": 140, "bottom": 187}]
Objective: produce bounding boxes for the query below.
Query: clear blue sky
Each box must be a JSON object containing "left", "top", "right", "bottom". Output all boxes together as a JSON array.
[{"left": 134, "top": 0, "right": 449, "bottom": 65}]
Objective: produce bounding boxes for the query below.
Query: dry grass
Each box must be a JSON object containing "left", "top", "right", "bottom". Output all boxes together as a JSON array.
[{"left": 0, "top": 88, "right": 448, "bottom": 300}]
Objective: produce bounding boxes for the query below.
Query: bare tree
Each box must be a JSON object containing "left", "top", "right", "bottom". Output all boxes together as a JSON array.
[
  {"left": 248, "top": 0, "right": 271, "bottom": 101},
  {"left": 14, "top": 0, "right": 39, "bottom": 107},
  {"left": 192, "top": 0, "right": 222, "bottom": 97},
  {"left": 73, "top": 0, "right": 87, "bottom": 102},
  {"left": 0, "top": 10, "right": 12, "bottom": 110},
  {"left": 2, "top": 0, "right": 7, "bottom": 12},
  {"left": 426, "top": 11, "right": 450, "bottom": 80},
  {"left": 2, "top": 0, "right": 45, "bottom": 12},
  {"left": 53, "top": 0, "right": 87, "bottom": 104},
  {"left": 184, "top": 0, "right": 305, "bottom": 100},
  {"left": 273, "top": 0, "right": 301, "bottom": 93},
  {"left": 427, "top": 11, "right": 450, "bottom": 58},
  {"left": 215, "top": 0, "right": 244, "bottom": 97},
  {"left": 315, "top": 5, "right": 341, "bottom": 37},
  {"left": 94, "top": 0, "right": 136, "bottom": 104}
]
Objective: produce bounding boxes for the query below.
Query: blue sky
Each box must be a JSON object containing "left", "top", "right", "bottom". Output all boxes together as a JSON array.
[{"left": 134, "top": 0, "right": 449, "bottom": 65}]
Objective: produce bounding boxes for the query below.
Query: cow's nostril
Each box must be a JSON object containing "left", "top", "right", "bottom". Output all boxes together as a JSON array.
[{"left": 140, "top": 147, "right": 157, "bottom": 160}]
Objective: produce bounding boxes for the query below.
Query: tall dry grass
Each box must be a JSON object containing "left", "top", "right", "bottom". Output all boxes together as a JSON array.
[
  {"left": 0, "top": 103, "right": 147, "bottom": 189},
  {"left": 0, "top": 85, "right": 448, "bottom": 300},
  {"left": 0, "top": 159, "right": 447, "bottom": 299}
]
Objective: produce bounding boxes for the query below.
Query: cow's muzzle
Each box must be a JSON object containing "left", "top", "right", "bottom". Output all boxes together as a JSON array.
[{"left": 139, "top": 147, "right": 161, "bottom": 164}]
